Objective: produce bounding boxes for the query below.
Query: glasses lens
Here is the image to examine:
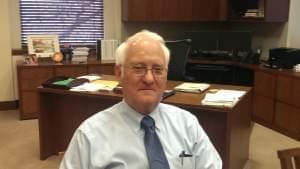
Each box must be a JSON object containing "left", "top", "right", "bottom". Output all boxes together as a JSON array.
[
  {"left": 152, "top": 66, "right": 164, "bottom": 76},
  {"left": 131, "top": 65, "right": 147, "bottom": 75},
  {"left": 126, "top": 64, "right": 166, "bottom": 78}
]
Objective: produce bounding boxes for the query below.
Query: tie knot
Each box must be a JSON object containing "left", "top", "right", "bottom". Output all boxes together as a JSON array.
[{"left": 141, "top": 116, "right": 155, "bottom": 130}]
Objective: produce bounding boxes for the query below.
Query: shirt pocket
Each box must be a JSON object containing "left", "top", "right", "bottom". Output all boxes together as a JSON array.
[{"left": 168, "top": 156, "right": 195, "bottom": 169}]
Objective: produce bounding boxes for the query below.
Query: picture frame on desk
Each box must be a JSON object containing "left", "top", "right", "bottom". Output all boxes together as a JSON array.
[{"left": 27, "top": 34, "right": 60, "bottom": 58}]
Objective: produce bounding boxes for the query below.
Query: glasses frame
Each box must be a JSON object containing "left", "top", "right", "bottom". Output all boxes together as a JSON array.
[{"left": 123, "top": 64, "right": 168, "bottom": 79}]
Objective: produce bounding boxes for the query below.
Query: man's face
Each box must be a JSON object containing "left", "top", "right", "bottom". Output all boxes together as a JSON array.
[{"left": 115, "top": 39, "right": 167, "bottom": 114}]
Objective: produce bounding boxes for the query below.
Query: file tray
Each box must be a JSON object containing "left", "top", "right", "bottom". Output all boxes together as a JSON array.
[{"left": 42, "top": 76, "right": 75, "bottom": 90}]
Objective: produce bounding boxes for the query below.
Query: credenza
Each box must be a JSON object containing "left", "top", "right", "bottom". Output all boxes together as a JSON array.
[
  {"left": 253, "top": 67, "right": 300, "bottom": 140},
  {"left": 17, "top": 61, "right": 114, "bottom": 120},
  {"left": 188, "top": 59, "right": 300, "bottom": 140}
]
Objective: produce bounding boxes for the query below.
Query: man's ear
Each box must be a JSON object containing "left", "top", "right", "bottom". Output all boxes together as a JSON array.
[{"left": 114, "top": 64, "right": 122, "bottom": 82}]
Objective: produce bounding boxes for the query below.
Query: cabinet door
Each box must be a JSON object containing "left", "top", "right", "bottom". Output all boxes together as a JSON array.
[
  {"left": 264, "top": 0, "right": 290, "bottom": 22},
  {"left": 254, "top": 71, "right": 276, "bottom": 98},
  {"left": 17, "top": 66, "right": 53, "bottom": 119},
  {"left": 277, "top": 75, "right": 300, "bottom": 107},
  {"left": 192, "top": 0, "right": 227, "bottom": 21},
  {"left": 122, "top": 0, "right": 152, "bottom": 21},
  {"left": 253, "top": 95, "right": 274, "bottom": 124},
  {"left": 19, "top": 67, "right": 53, "bottom": 90},
  {"left": 276, "top": 75, "right": 292, "bottom": 104},
  {"left": 253, "top": 71, "right": 276, "bottom": 124},
  {"left": 55, "top": 66, "right": 87, "bottom": 77},
  {"left": 20, "top": 91, "right": 39, "bottom": 119},
  {"left": 122, "top": 0, "right": 227, "bottom": 21},
  {"left": 292, "top": 78, "right": 300, "bottom": 107},
  {"left": 275, "top": 102, "right": 300, "bottom": 135}
]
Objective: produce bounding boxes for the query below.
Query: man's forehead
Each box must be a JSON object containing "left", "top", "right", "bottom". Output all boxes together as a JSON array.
[{"left": 128, "top": 35, "right": 158, "bottom": 47}]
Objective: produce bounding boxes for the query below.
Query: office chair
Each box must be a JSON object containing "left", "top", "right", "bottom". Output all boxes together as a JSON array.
[
  {"left": 165, "top": 39, "right": 194, "bottom": 81},
  {"left": 277, "top": 147, "right": 300, "bottom": 169}
]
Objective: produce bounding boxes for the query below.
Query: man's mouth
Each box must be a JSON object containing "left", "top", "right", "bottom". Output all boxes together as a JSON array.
[{"left": 139, "top": 88, "right": 155, "bottom": 92}]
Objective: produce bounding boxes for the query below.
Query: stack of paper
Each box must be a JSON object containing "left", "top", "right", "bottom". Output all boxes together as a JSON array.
[
  {"left": 77, "top": 74, "right": 102, "bottom": 82},
  {"left": 202, "top": 89, "right": 246, "bottom": 107},
  {"left": 174, "top": 82, "right": 210, "bottom": 93},
  {"left": 91, "top": 80, "right": 119, "bottom": 90},
  {"left": 70, "top": 80, "right": 119, "bottom": 92}
]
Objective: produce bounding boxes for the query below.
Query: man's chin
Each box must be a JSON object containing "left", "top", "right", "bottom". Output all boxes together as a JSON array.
[
  {"left": 136, "top": 98, "right": 160, "bottom": 113},
  {"left": 137, "top": 94, "right": 160, "bottom": 105}
]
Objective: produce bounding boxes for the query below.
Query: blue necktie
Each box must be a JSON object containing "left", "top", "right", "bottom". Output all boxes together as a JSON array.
[{"left": 141, "top": 116, "right": 170, "bottom": 169}]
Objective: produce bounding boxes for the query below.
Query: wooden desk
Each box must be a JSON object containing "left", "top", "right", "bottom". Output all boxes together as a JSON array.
[
  {"left": 38, "top": 77, "right": 252, "bottom": 169},
  {"left": 17, "top": 61, "right": 114, "bottom": 119}
]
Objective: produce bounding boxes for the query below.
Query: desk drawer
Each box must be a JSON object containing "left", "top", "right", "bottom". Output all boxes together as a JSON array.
[{"left": 19, "top": 67, "right": 53, "bottom": 90}]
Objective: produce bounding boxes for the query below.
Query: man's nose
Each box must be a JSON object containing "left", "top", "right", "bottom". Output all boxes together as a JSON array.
[{"left": 143, "top": 69, "right": 155, "bottom": 82}]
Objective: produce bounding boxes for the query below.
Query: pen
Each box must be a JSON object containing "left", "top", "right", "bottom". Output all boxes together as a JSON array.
[{"left": 179, "top": 150, "right": 193, "bottom": 166}]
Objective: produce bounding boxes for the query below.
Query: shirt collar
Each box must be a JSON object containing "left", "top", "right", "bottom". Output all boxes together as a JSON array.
[{"left": 119, "top": 100, "right": 163, "bottom": 133}]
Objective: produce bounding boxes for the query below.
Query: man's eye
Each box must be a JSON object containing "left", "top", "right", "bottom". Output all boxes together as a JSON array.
[
  {"left": 153, "top": 67, "right": 163, "bottom": 74},
  {"left": 132, "top": 66, "right": 146, "bottom": 72}
]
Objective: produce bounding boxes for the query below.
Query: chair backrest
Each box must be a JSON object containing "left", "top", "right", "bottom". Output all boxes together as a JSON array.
[
  {"left": 165, "top": 39, "right": 191, "bottom": 81},
  {"left": 278, "top": 148, "right": 300, "bottom": 169}
]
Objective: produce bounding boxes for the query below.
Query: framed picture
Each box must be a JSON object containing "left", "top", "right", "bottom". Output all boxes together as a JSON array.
[{"left": 27, "top": 35, "right": 60, "bottom": 58}]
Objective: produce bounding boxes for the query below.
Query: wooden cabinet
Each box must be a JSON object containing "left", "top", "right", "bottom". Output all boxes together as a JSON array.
[
  {"left": 17, "top": 62, "right": 114, "bottom": 120},
  {"left": 253, "top": 69, "right": 300, "bottom": 140},
  {"left": 17, "top": 67, "right": 54, "bottom": 119},
  {"left": 122, "top": 0, "right": 289, "bottom": 22},
  {"left": 229, "top": 0, "right": 290, "bottom": 22},
  {"left": 274, "top": 75, "right": 300, "bottom": 139},
  {"left": 253, "top": 70, "right": 276, "bottom": 125},
  {"left": 122, "top": 0, "right": 227, "bottom": 21}
]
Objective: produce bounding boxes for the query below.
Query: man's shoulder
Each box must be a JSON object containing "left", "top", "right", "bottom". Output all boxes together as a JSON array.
[
  {"left": 159, "top": 103, "right": 196, "bottom": 120},
  {"left": 78, "top": 102, "right": 122, "bottom": 132}
]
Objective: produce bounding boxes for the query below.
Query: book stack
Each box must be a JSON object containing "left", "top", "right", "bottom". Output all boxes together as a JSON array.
[
  {"left": 72, "top": 47, "right": 90, "bottom": 62},
  {"left": 243, "top": 9, "right": 264, "bottom": 18},
  {"left": 174, "top": 82, "right": 210, "bottom": 93}
]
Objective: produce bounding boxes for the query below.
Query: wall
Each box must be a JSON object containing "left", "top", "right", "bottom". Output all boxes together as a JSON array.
[
  {"left": 104, "top": 0, "right": 122, "bottom": 41},
  {"left": 0, "top": 0, "right": 14, "bottom": 102},
  {"left": 287, "top": 0, "right": 300, "bottom": 47}
]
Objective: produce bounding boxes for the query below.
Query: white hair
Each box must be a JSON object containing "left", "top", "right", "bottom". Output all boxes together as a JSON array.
[{"left": 115, "top": 30, "right": 170, "bottom": 66}]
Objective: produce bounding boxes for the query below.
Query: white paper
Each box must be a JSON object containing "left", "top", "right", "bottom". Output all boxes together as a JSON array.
[
  {"left": 77, "top": 75, "right": 102, "bottom": 82},
  {"left": 202, "top": 89, "right": 246, "bottom": 107}
]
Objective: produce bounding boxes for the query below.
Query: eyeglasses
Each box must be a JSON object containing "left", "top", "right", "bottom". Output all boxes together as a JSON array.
[{"left": 124, "top": 64, "right": 167, "bottom": 78}]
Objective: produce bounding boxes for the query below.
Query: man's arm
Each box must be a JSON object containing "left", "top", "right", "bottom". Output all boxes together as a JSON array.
[
  {"left": 59, "top": 129, "right": 91, "bottom": 169},
  {"left": 190, "top": 116, "right": 223, "bottom": 169}
]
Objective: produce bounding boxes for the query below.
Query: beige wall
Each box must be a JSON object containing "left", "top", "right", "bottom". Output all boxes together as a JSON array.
[
  {"left": 287, "top": 0, "right": 300, "bottom": 47},
  {"left": 1, "top": 0, "right": 296, "bottom": 101},
  {"left": 0, "top": 0, "right": 14, "bottom": 101},
  {"left": 104, "top": 0, "right": 122, "bottom": 41}
]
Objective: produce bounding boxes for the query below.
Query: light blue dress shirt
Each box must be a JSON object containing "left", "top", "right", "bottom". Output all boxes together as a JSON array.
[{"left": 60, "top": 100, "right": 222, "bottom": 169}]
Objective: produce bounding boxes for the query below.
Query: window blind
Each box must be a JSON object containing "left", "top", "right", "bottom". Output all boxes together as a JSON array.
[{"left": 20, "top": 0, "right": 104, "bottom": 46}]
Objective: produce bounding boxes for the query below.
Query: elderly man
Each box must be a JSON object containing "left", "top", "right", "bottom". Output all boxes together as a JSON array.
[{"left": 60, "top": 30, "right": 222, "bottom": 169}]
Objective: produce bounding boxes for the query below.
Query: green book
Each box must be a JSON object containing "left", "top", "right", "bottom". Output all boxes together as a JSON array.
[{"left": 52, "top": 78, "right": 74, "bottom": 86}]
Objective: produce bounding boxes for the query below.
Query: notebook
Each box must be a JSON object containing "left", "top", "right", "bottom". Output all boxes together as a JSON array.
[{"left": 174, "top": 82, "right": 210, "bottom": 93}]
